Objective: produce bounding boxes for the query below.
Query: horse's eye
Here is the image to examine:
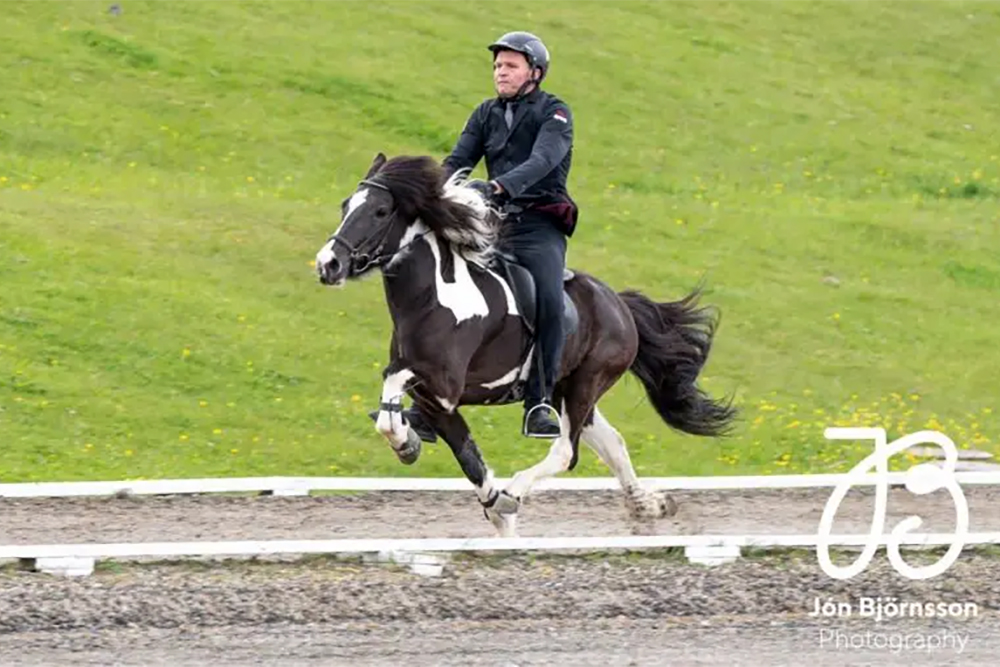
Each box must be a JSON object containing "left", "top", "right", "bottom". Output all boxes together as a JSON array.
[{"left": 375, "top": 207, "right": 389, "bottom": 218}]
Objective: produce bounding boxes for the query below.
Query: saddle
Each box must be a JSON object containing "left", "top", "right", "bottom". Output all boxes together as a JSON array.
[{"left": 492, "top": 251, "right": 579, "bottom": 338}]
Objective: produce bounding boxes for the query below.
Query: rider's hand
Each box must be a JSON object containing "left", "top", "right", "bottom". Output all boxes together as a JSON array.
[{"left": 466, "top": 179, "right": 494, "bottom": 200}]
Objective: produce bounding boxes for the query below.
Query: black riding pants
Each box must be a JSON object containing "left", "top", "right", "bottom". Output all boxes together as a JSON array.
[{"left": 498, "top": 209, "right": 568, "bottom": 408}]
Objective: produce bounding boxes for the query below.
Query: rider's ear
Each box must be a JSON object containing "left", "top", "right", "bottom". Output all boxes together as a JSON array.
[{"left": 366, "top": 153, "right": 387, "bottom": 179}]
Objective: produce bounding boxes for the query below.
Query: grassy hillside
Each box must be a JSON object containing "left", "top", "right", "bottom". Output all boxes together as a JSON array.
[{"left": 1, "top": 1, "right": 998, "bottom": 482}]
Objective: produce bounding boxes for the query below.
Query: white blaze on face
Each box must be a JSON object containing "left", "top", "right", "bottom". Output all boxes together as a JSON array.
[{"left": 316, "top": 188, "right": 370, "bottom": 268}]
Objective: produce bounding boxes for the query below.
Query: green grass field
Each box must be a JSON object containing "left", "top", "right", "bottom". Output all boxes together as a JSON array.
[{"left": 2, "top": 1, "right": 998, "bottom": 483}]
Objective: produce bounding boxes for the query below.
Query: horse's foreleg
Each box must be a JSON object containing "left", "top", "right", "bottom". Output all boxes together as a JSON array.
[
  {"left": 374, "top": 365, "right": 422, "bottom": 465},
  {"left": 425, "top": 408, "right": 517, "bottom": 537},
  {"left": 582, "top": 407, "right": 677, "bottom": 520}
]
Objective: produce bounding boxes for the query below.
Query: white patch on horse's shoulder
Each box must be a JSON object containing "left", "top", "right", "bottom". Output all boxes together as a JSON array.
[{"left": 425, "top": 231, "right": 490, "bottom": 323}]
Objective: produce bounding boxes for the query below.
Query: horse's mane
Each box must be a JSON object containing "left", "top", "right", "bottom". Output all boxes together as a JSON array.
[{"left": 370, "top": 155, "right": 503, "bottom": 266}]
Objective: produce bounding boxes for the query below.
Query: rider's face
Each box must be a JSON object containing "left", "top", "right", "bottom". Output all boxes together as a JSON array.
[{"left": 493, "top": 50, "right": 536, "bottom": 98}]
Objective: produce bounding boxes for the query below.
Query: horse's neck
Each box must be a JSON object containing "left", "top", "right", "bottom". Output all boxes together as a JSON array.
[{"left": 381, "top": 228, "right": 440, "bottom": 323}]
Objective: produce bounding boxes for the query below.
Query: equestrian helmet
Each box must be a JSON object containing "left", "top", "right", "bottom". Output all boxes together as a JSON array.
[{"left": 488, "top": 31, "right": 550, "bottom": 82}]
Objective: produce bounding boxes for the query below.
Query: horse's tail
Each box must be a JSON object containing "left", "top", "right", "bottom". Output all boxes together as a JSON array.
[{"left": 619, "top": 286, "right": 738, "bottom": 437}]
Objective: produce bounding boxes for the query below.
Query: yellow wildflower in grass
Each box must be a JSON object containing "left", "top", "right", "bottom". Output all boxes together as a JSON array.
[
  {"left": 213, "top": 428, "right": 223, "bottom": 435},
  {"left": 199, "top": 400, "right": 208, "bottom": 407},
  {"left": 350, "top": 394, "right": 361, "bottom": 402}
]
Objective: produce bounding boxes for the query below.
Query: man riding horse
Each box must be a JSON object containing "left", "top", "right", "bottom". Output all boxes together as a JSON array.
[{"left": 371, "top": 30, "right": 578, "bottom": 440}]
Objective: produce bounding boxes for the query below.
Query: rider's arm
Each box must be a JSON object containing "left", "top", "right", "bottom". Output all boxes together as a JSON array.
[
  {"left": 442, "top": 104, "right": 487, "bottom": 179},
  {"left": 492, "top": 100, "right": 572, "bottom": 199}
]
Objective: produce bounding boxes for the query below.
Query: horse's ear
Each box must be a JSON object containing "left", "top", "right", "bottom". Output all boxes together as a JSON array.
[{"left": 365, "top": 152, "right": 387, "bottom": 179}]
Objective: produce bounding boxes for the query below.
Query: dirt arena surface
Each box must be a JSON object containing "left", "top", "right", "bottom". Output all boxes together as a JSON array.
[
  {"left": 1, "top": 486, "right": 997, "bottom": 665},
  {"left": 1, "top": 485, "right": 997, "bottom": 543},
  {"left": 1, "top": 551, "right": 998, "bottom": 666}
]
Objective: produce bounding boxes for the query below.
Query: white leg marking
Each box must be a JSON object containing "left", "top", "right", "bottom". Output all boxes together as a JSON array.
[
  {"left": 375, "top": 369, "right": 415, "bottom": 448},
  {"left": 504, "top": 403, "right": 573, "bottom": 500},
  {"left": 582, "top": 408, "right": 676, "bottom": 520},
  {"left": 478, "top": 468, "right": 518, "bottom": 537},
  {"left": 581, "top": 407, "right": 640, "bottom": 489},
  {"left": 436, "top": 396, "right": 456, "bottom": 412}
]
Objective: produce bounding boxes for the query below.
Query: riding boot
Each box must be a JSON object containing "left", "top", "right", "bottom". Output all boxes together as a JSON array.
[{"left": 367, "top": 404, "right": 438, "bottom": 443}]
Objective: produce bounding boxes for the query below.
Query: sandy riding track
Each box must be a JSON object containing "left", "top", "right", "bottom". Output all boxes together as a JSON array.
[{"left": 2, "top": 486, "right": 998, "bottom": 665}]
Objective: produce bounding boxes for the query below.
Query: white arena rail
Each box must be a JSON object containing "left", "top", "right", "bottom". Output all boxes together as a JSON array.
[
  {"left": 4, "top": 471, "right": 998, "bottom": 576},
  {"left": 3, "top": 470, "right": 1000, "bottom": 498},
  {"left": 4, "top": 532, "right": 999, "bottom": 577}
]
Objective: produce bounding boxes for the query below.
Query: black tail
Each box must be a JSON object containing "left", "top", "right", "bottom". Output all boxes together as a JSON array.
[{"left": 620, "top": 286, "right": 738, "bottom": 437}]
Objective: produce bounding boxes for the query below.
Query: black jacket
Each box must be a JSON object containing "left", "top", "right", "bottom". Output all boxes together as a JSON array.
[{"left": 442, "top": 87, "right": 578, "bottom": 234}]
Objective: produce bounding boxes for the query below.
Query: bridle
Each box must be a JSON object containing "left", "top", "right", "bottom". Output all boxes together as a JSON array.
[{"left": 325, "top": 178, "right": 400, "bottom": 276}]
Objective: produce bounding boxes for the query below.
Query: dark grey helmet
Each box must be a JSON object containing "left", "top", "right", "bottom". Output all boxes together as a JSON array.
[{"left": 487, "top": 31, "right": 550, "bottom": 83}]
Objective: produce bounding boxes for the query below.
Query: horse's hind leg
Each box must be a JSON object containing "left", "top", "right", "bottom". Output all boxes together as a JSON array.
[{"left": 581, "top": 407, "right": 677, "bottom": 521}]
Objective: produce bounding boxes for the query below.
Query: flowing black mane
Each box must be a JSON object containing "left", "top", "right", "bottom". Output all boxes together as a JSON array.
[{"left": 369, "top": 155, "right": 501, "bottom": 264}]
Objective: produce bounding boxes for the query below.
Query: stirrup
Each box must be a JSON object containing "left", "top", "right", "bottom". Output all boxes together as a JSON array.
[{"left": 522, "top": 400, "right": 561, "bottom": 438}]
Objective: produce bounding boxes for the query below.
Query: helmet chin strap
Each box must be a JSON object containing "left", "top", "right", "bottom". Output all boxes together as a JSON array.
[{"left": 503, "top": 72, "right": 541, "bottom": 102}]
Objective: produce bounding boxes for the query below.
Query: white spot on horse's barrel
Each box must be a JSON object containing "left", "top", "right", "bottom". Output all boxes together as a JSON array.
[{"left": 481, "top": 366, "right": 519, "bottom": 389}]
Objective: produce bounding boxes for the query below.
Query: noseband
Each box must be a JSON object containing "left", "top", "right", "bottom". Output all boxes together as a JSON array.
[{"left": 326, "top": 178, "right": 398, "bottom": 275}]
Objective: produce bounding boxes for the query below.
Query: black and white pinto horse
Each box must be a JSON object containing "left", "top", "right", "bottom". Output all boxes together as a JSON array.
[{"left": 315, "top": 153, "right": 737, "bottom": 537}]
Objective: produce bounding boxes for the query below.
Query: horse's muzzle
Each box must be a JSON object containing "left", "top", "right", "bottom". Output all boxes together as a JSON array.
[{"left": 317, "top": 256, "right": 346, "bottom": 286}]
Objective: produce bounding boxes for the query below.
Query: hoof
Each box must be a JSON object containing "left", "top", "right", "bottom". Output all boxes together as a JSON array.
[
  {"left": 484, "top": 506, "right": 518, "bottom": 537},
  {"left": 492, "top": 490, "right": 521, "bottom": 515},
  {"left": 626, "top": 487, "right": 677, "bottom": 521},
  {"left": 394, "top": 429, "right": 422, "bottom": 465}
]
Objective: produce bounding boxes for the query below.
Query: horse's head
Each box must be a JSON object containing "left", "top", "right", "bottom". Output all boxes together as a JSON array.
[
  {"left": 316, "top": 153, "right": 408, "bottom": 286},
  {"left": 316, "top": 152, "right": 501, "bottom": 285}
]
